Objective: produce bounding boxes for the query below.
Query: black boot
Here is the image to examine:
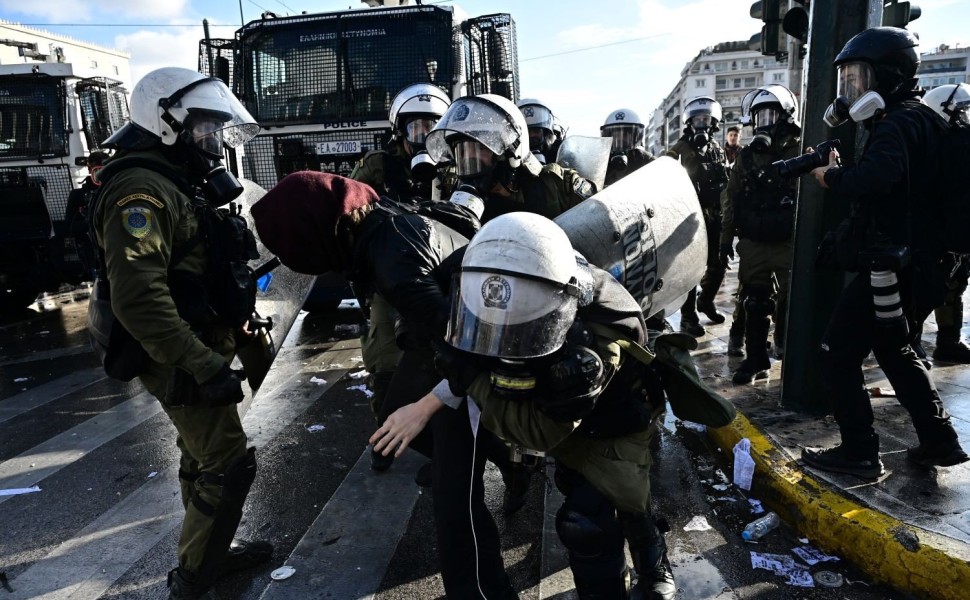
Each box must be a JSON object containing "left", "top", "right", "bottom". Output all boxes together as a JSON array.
[
  {"left": 625, "top": 517, "right": 676, "bottom": 600},
  {"left": 679, "top": 288, "right": 705, "bottom": 337},
  {"left": 370, "top": 447, "right": 394, "bottom": 472},
  {"left": 696, "top": 292, "right": 725, "bottom": 325},
  {"left": 167, "top": 567, "right": 217, "bottom": 600},
  {"left": 733, "top": 295, "right": 772, "bottom": 384},
  {"left": 933, "top": 327, "right": 970, "bottom": 363},
  {"left": 216, "top": 539, "right": 273, "bottom": 578}
]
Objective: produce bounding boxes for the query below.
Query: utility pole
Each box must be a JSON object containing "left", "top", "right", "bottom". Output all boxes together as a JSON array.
[{"left": 780, "top": 0, "right": 884, "bottom": 412}]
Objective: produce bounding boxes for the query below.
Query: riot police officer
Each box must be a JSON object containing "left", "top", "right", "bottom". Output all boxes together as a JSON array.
[
  {"left": 665, "top": 96, "right": 730, "bottom": 336},
  {"left": 516, "top": 97, "right": 560, "bottom": 164},
  {"left": 426, "top": 93, "right": 595, "bottom": 223},
  {"left": 425, "top": 212, "right": 734, "bottom": 599},
  {"left": 351, "top": 82, "right": 452, "bottom": 202},
  {"left": 719, "top": 84, "right": 801, "bottom": 384},
  {"left": 64, "top": 150, "right": 109, "bottom": 280},
  {"left": 921, "top": 83, "right": 970, "bottom": 363},
  {"left": 601, "top": 108, "right": 654, "bottom": 186},
  {"left": 803, "top": 28, "right": 968, "bottom": 477},
  {"left": 88, "top": 67, "right": 269, "bottom": 599}
]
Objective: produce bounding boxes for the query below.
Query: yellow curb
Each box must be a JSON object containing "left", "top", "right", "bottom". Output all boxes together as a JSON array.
[{"left": 708, "top": 413, "right": 970, "bottom": 600}]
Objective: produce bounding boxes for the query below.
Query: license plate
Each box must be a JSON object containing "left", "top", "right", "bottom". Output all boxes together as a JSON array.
[{"left": 314, "top": 140, "right": 361, "bottom": 155}]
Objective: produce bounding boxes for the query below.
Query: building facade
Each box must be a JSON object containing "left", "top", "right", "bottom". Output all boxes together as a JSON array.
[
  {"left": 648, "top": 41, "right": 791, "bottom": 156},
  {"left": 0, "top": 20, "right": 131, "bottom": 89},
  {"left": 917, "top": 44, "right": 970, "bottom": 92}
]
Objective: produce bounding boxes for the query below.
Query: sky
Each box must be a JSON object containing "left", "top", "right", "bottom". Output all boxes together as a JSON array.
[{"left": 1, "top": 0, "right": 969, "bottom": 136}]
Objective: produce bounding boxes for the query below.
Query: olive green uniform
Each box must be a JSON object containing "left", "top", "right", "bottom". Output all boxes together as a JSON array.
[
  {"left": 480, "top": 163, "right": 594, "bottom": 223},
  {"left": 720, "top": 132, "right": 800, "bottom": 374},
  {"left": 91, "top": 149, "right": 250, "bottom": 576}
]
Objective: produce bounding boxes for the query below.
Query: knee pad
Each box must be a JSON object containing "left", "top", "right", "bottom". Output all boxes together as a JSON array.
[
  {"left": 556, "top": 507, "right": 607, "bottom": 559},
  {"left": 743, "top": 293, "right": 775, "bottom": 319}
]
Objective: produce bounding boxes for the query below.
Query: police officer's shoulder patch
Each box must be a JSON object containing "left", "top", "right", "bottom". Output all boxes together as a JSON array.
[
  {"left": 121, "top": 206, "right": 154, "bottom": 239},
  {"left": 116, "top": 193, "right": 164, "bottom": 209},
  {"left": 572, "top": 177, "right": 594, "bottom": 199}
]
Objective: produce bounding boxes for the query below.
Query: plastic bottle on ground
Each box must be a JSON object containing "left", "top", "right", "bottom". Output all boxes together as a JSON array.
[{"left": 741, "top": 511, "right": 780, "bottom": 541}]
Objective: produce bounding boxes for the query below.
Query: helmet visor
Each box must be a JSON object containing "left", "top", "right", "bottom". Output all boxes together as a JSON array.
[
  {"left": 185, "top": 110, "right": 228, "bottom": 156},
  {"left": 603, "top": 124, "right": 642, "bottom": 152},
  {"left": 689, "top": 114, "right": 713, "bottom": 130},
  {"left": 172, "top": 78, "right": 259, "bottom": 149},
  {"left": 405, "top": 117, "right": 438, "bottom": 145},
  {"left": 837, "top": 61, "right": 876, "bottom": 106},
  {"left": 452, "top": 139, "right": 495, "bottom": 177},
  {"left": 447, "top": 270, "right": 578, "bottom": 358},
  {"left": 425, "top": 97, "right": 521, "bottom": 163},
  {"left": 752, "top": 107, "right": 780, "bottom": 129}
]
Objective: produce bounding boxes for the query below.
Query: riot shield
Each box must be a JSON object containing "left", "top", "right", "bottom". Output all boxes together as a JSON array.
[
  {"left": 234, "top": 179, "right": 317, "bottom": 392},
  {"left": 555, "top": 135, "right": 611, "bottom": 191},
  {"left": 554, "top": 156, "right": 706, "bottom": 319}
]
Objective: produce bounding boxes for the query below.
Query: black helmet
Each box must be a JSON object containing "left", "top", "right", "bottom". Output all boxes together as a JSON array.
[{"left": 834, "top": 27, "right": 919, "bottom": 96}]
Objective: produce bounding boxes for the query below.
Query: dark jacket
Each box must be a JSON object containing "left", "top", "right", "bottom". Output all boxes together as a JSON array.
[
  {"left": 351, "top": 201, "right": 468, "bottom": 348},
  {"left": 824, "top": 99, "right": 945, "bottom": 260}
]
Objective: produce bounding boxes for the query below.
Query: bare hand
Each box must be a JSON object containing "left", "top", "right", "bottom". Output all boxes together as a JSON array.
[
  {"left": 368, "top": 394, "right": 440, "bottom": 458},
  {"left": 810, "top": 150, "right": 840, "bottom": 189}
]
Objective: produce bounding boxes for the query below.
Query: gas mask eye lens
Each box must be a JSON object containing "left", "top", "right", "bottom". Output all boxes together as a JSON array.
[{"left": 405, "top": 118, "right": 437, "bottom": 145}]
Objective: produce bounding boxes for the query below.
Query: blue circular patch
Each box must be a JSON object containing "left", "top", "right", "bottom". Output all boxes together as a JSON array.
[{"left": 128, "top": 213, "right": 147, "bottom": 228}]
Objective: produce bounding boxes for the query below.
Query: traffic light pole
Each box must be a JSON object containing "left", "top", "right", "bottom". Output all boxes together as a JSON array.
[{"left": 780, "top": 0, "right": 884, "bottom": 412}]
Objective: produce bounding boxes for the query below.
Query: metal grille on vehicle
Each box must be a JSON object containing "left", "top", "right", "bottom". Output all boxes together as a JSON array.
[
  {"left": 241, "top": 128, "right": 391, "bottom": 189},
  {"left": 462, "top": 14, "right": 519, "bottom": 102},
  {"left": 77, "top": 78, "right": 130, "bottom": 150},
  {"left": 198, "top": 38, "right": 236, "bottom": 89},
  {"left": 0, "top": 79, "right": 69, "bottom": 160},
  {"left": 0, "top": 165, "right": 74, "bottom": 224},
  {"left": 234, "top": 6, "right": 457, "bottom": 126}
]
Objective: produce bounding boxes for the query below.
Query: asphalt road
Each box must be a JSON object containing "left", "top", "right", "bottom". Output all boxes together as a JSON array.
[{"left": 0, "top": 292, "right": 902, "bottom": 599}]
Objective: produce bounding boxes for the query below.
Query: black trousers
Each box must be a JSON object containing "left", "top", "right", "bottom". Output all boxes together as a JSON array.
[
  {"left": 820, "top": 273, "right": 955, "bottom": 456},
  {"left": 431, "top": 400, "right": 518, "bottom": 599}
]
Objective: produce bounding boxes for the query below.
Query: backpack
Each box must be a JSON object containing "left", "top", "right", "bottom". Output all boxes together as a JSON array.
[{"left": 924, "top": 107, "right": 970, "bottom": 254}]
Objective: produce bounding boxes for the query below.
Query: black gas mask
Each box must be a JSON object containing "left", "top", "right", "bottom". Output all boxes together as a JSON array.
[
  {"left": 179, "top": 112, "right": 244, "bottom": 206},
  {"left": 749, "top": 107, "right": 785, "bottom": 153},
  {"left": 687, "top": 114, "right": 714, "bottom": 149},
  {"left": 609, "top": 152, "right": 629, "bottom": 173},
  {"left": 181, "top": 143, "right": 244, "bottom": 206}
]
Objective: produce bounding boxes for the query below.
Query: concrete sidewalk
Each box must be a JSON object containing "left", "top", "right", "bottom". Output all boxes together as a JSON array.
[{"left": 681, "top": 267, "right": 970, "bottom": 600}]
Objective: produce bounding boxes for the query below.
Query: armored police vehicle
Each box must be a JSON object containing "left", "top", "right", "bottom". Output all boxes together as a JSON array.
[
  {"left": 198, "top": 0, "right": 519, "bottom": 188},
  {"left": 0, "top": 62, "right": 128, "bottom": 308}
]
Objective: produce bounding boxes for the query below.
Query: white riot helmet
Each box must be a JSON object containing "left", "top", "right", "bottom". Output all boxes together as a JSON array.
[
  {"left": 388, "top": 83, "right": 451, "bottom": 149},
  {"left": 738, "top": 89, "right": 758, "bottom": 127},
  {"left": 924, "top": 83, "right": 970, "bottom": 126},
  {"left": 682, "top": 96, "right": 723, "bottom": 132},
  {"left": 426, "top": 93, "right": 542, "bottom": 179},
  {"left": 106, "top": 67, "right": 258, "bottom": 157},
  {"left": 448, "top": 212, "right": 592, "bottom": 358},
  {"left": 516, "top": 98, "right": 556, "bottom": 154},
  {"left": 749, "top": 84, "right": 800, "bottom": 129},
  {"left": 601, "top": 108, "right": 644, "bottom": 153}
]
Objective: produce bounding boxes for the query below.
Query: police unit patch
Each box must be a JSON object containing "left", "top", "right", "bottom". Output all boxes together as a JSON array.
[
  {"left": 122, "top": 207, "right": 154, "bottom": 239},
  {"left": 454, "top": 103, "right": 471, "bottom": 122},
  {"left": 482, "top": 275, "right": 511, "bottom": 309},
  {"left": 573, "top": 177, "right": 594, "bottom": 199}
]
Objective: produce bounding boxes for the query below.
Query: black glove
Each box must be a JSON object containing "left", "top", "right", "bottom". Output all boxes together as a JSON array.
[
  {"left": 536, "top": 345, "right": 605, "bottom": 422},
  {"left": 199, "top": 363, "right": 246, "bottom": 406},
  {"left": 719, "top": 242, "right": 735, "bottom": 268},
  {"left": 433, "top": 340, "right": 483, "bottom": 397}
]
